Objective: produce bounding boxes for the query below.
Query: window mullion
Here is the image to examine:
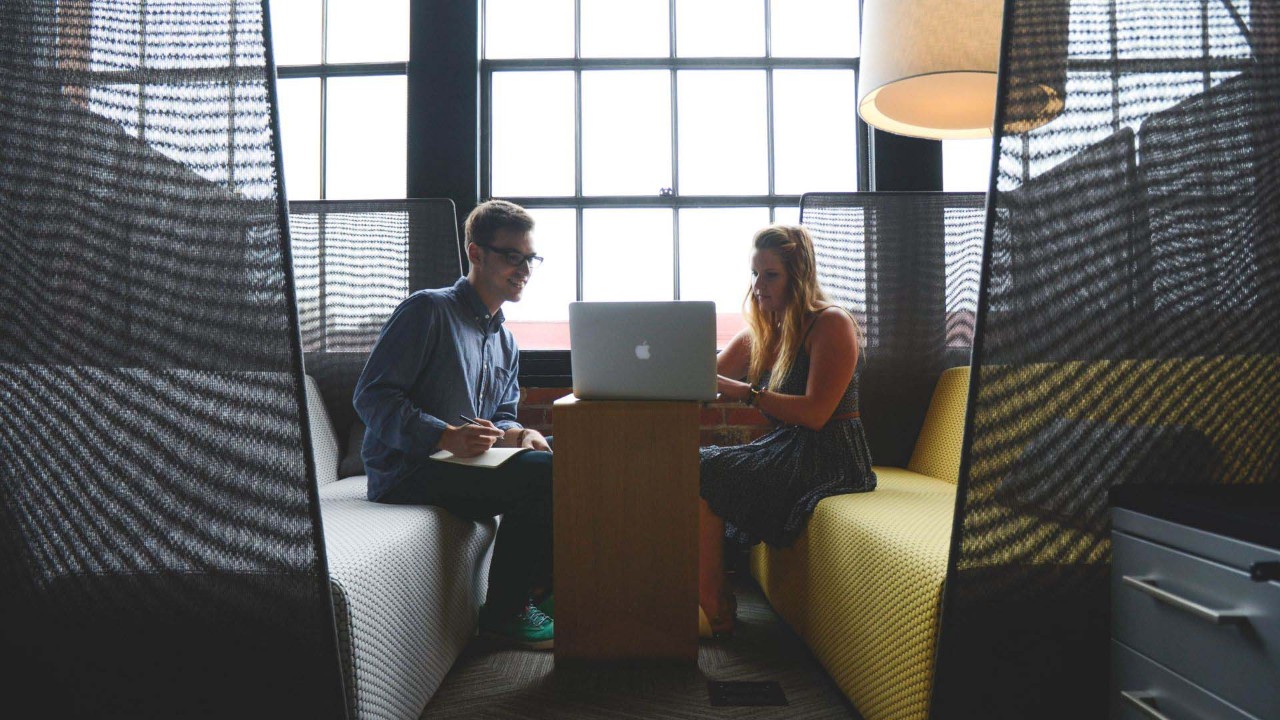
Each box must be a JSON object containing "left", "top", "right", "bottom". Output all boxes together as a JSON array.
[
  {"left": 319, "top": 0, "right": 328, "bottom": 199},
  {"left": 576, "top": 207, "right": 584, "bottom": 302},
  {"left": 575, "top": 0, "right": 584, "bottom": 302},
  {"left": 669, "top": 0, "right": 680, "bottom": 300},
  {"left": 479, "top": 67, "right": 492, "bottom": 202},
  {"left": 765, "top": 0, "right": 775, "bottom": 199}
]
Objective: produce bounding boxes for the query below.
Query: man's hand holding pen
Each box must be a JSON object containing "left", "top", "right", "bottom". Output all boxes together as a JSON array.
[{"left": 440, "top": 414, "right": 503, "bottom": 458}]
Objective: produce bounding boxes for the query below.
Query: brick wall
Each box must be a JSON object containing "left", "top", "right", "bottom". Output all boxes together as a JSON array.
[{"left": 518, "top": 387, "right": 774, "bottom": 446}]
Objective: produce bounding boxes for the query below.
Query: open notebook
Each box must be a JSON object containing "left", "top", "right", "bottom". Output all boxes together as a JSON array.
[{"left": 429, "top": 447, "right": 530, "bottom": 469}]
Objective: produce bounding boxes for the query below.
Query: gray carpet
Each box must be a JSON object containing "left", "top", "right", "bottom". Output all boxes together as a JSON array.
[{"left": 420, "top": 578, "right": 863, "bottom": 719}]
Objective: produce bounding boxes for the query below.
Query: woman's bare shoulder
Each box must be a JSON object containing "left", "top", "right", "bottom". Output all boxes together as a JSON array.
[{"left": 809, "top": 305, "right": 856, "bottom": 336}]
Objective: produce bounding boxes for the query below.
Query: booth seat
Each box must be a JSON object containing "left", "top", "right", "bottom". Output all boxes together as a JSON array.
[
  {"left": 750, "top": 366, "right": 970, "bottom": 720},
  {"left": 303, "top": 375, "right": 496, "bottom": 720}
]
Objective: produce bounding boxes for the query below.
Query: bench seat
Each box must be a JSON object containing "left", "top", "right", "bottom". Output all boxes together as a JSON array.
[
  {"left": 320, "top": 477, "right": 495, "bottom": 720},
  {"left": 752, "top": 469, "right": 955, "bottom": 720},
  {"left": 751, "top": 366, "right": 970, "bottom": 720},
  {"left": 306, "top": 377, "right": 496, "bottom": 720}
]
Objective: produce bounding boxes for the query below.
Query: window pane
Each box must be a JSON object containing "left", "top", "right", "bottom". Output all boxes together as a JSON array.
[
  {"left": 325, "top": 76, "right": 407, "bottom": 199},
  {"left": 582, "top": 70, "right": 671, "bottom": 196},
  {"left": 678, "top": 208, "right": 768, "bottom": 338},
  {"left": 679, "top": 208, "right": 766, "bottom": 308},
  {"left": 771, "top": 0, "right": 859, "bottom": 58},
  {"left": 89, "top": 84, "right": 142, "bottom": 138},
  {"left": 583, "top": 209, "right": 673, "bottom": 301},
  {"left": 677, "top": 70, "right": 767, "bottom": 195},
  {"left": 277, "top": 78, "right": 321, "bottom": 200},
  {"left": 774, "top": 205, "right": 801, "bottom": 226},
  {"left": 503, "top": 209, "right": 577, "bottom": 350},
  {"left": 943, "top": 139, "right": 993, "bottom": 192},
  {"left": 144, "top": 83, "right": 230, "bottom": 185},
  {"left": 773, "top": 70, "right": 858, "bottom": 194},
  {"left": 268, "top": 0, "right": 321, "bottom": 66},
  {"left": 326, "top": 0, "right": 409, "bottom": 63},
  {"left": 491, "top": 72, "right": 575, "bottom": 197},
  {"left": 581, "top": 0, "right": 668, "bottom": 58},
  {"left": 91, "top": 5, "right": 141, "bottom": 71},
  {"left": 485, "top": 0, "right": 574, "bottom": 59},
  {"left": 676, "top": 0, "right": 765, "bottom": 57}
]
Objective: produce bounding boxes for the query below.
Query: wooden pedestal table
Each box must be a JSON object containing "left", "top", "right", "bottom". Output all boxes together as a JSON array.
[{"left": 551, "top": 395, "right": 700, "bottom": 664}]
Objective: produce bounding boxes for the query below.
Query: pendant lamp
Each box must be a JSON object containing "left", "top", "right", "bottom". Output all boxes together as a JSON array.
[{"left": 858, "top": 0, "right": 1064, "bottom": 139}]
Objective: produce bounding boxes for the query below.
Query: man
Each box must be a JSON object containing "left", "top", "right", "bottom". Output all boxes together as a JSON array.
[{"left": 354, "top": 199, "right": 554, "bottom": 649}]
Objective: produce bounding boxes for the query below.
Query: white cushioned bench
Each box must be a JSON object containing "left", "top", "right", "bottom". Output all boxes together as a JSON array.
[{"left": 305, "top": 375, "right": 496, "bottom": 720}]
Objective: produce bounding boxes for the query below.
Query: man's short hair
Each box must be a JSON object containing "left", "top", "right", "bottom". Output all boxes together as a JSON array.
[{"left": 464, "top": 199, "right": 534, "bottom": 247}]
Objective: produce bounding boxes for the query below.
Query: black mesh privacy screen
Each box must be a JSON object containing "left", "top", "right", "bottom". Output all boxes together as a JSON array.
[
  {"left": 291, "top": 198, "right": 465, "bottom": 455},
  {"left": 0, "top": 1, "right": 346, "bottom": 716},
  {"left": 932, "top": 1, "right": 1280, "bottom": 717},
  {"left": 290, "top": 199, "right": 463, "bottom": 355},
  {"left": 801, "top": 192, "right": 986, "bottom": 468}
]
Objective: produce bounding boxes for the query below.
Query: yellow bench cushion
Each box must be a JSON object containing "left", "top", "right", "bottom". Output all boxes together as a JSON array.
[
  {"left": 907, "top": 366, "right": 970, "bottom": 483},
  {"left": 751, "top": 467, "right": 956, "bottom": 720}
]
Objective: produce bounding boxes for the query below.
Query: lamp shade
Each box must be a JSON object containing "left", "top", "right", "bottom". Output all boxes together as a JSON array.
[{"left": 858, "top": 0, "right": 1063, "bottom": 140}]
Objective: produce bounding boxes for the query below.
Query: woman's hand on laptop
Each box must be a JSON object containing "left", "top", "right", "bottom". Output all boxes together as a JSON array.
[
  {"left": 440, "top": 420, "right": 503, "bottom": 457},
  {"left": 716, "top": 375, "right": 750, "bottom": 403}
]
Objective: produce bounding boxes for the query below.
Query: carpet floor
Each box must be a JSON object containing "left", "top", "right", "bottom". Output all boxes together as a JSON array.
[{"left": 420, "top": 578, "right": 863, "bottom": 719}]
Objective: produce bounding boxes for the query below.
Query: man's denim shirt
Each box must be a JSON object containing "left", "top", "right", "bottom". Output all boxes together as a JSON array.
[{"left": 354, "top": 278, "right": 522, "bottom": 501}]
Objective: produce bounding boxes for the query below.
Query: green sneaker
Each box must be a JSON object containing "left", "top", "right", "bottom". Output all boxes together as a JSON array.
[
  {"left": 479, "top": 602, "right": 554, "bottom": 650},
  {"left": 536, "top": 594, "right": 554, "bottom": 618}
]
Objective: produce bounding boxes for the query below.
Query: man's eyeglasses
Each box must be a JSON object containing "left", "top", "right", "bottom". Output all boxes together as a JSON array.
[{"left": 474, "top": 243, "right": 544, "bottom": 268}]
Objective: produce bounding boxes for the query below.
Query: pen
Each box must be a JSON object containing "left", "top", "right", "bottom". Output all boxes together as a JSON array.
[{"left": 458, "top": 414, "right": 482, "bottom": 426}]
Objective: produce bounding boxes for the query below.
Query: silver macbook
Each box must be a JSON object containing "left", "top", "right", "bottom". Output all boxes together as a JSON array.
[{"left": 569, "top": 301, "right": 717, "bottom": 401}]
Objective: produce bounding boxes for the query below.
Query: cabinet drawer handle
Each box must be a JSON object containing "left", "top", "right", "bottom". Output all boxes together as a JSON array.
[
  {"left": 1122, "top": 576, "right": 1245, "bottom": 624},
  {"left": 1121, "top": 691, "right": 1179, "bottom": 720}
]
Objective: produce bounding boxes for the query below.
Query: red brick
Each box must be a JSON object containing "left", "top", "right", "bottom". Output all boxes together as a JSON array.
[
  {"left": 699, "top": 407, "right": 725, "bottom": 426},
  {"left": 726, "top": 407, "right": 771, "bottom": 426},
  {"left": 700, "top": 427, "right": 750, "bottom": 447},
  {"left": 523, "top": 387, "right": 572, "bottom": 405},
  {"left": 516, "top": 408, "right": 546, "bottom": 427}
]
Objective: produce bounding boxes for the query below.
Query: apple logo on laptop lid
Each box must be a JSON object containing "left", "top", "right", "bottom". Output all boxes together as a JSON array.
[{"left": 635, "top": 341, "right": 651, "bottom": 360}]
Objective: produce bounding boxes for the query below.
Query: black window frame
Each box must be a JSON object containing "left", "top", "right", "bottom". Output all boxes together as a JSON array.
[
  {"left": 274, "top": 0, "right": 409, "bottom": 200},
  {"left": 409, "top": 0, "right": 941, "bottom": 387}
]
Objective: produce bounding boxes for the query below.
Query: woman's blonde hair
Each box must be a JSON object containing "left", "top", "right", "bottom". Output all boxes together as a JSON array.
[{"left": 745, "top": 224, "right": 836, "bottom": 390}]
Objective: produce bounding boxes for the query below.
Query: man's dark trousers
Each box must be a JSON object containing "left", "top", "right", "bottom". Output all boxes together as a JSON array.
[{"left": 380, "top": 450, "right": 553, "bottom": 616}]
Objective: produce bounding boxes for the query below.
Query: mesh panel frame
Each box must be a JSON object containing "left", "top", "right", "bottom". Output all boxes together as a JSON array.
[
  {"left": 0, "top": 1, "right": 346, "bottom": 716},
  {"left": 290, "top": 199, "right": 464, "bottom": 355},
  {"left": 800, "top": 192, "right": 986, "bottom": 468},
  {"left": 290, "top": 198, "right": 466, "bottom": 456},
  {"left": 933, "top": 1, "right": 1280, "bottom": 717}
]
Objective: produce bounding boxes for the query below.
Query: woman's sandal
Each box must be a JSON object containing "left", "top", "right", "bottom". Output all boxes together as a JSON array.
[{"left": 698, "top": 592, "right": 737, "bottom": 639}]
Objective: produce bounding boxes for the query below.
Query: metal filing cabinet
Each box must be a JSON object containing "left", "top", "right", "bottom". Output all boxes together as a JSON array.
[{"left": 1110, "top": 487, "right": 1280, "bottom": 720}]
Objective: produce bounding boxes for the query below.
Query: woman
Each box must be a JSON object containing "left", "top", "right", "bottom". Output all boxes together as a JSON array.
[{"left": 699, "top": 224, "right": 877, "bottom": 638}]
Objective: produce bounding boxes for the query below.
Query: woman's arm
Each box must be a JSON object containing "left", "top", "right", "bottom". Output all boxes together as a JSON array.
[
  {"left": 716, "top": 327, "right": 753, "bottom": 379},
  {"left": 718, "top": 309, "right": 859, "bottom": 431}
]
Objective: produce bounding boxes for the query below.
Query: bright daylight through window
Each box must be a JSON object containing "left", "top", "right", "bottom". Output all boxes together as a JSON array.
[
  {"left": 271, "top": 1, "right": 864, "bottom": 351},
  {"left": 485, "top": 0, "right": 862, "bottom": 349},
  {"left": 271, "top": 0, "right": 408, "bottom": 201}
]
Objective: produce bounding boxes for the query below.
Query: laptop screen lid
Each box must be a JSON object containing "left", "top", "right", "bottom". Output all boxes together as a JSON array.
[{"left": 569, "top": 301, "right": 717, "bottom": 401}]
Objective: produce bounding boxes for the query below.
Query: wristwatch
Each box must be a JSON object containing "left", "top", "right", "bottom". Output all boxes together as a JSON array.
[{"left": 747, "top": 383, "right": 763, "bottom": 406}]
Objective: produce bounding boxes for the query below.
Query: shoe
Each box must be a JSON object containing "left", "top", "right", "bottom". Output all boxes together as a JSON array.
[
  {"left": 479, "top": 601, "right": 555, "bottom": 650},
  {"left": 536, "top": 593, "right": 554, "bottom": 618}
]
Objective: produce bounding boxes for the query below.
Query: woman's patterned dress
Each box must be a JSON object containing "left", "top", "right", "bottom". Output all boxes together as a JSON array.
[{"left": 699, "top": 330, "right": 876, "bottom": 548}]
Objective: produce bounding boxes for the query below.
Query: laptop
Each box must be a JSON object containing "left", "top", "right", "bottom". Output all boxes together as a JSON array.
[{"left": 569, "top": 301, "right": 718, "bottom": 401}]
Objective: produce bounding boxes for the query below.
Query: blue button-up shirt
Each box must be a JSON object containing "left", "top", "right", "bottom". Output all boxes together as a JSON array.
[{"left": 354, "top": 277, "right": 522, "bottom": 500}]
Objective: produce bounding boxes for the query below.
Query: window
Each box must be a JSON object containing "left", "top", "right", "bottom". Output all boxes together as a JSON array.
[
  {"left": 943, "top": 139, "right": 994, "bottom": 192},
  {"left": 482, "top": 0, "right": 865, "bottom": 349},
  {"left": 270, "top": 0, "right": 409, "bottom": 201}
]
